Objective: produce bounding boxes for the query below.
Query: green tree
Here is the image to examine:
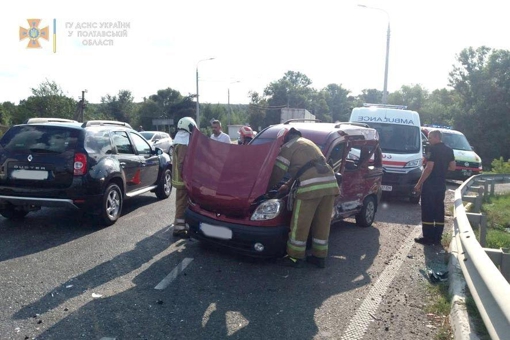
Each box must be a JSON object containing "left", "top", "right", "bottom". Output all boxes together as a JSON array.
[
  {"left": 263, "top": 71, "right": 316, "bottom": 126},
  {"left": 387, "top": 84, "right": 429, "bottom": 112},
  {"left": 321, "top": 84, "right": 351, "bottom": 122},
  {"left": 355, "top": 89, "right": 383, "bottom": 106},
  {"left": 247, "top": 91, "right": 267, "bottom": 132},
  {"left": 100, "top": 90, "right": 135, "bottom": 123},
  {"left": 449, "top": 46, "right": 510, "bottom": 167},
  {"left": 15, "top": 80, "right": 77, "bottom": 124}
]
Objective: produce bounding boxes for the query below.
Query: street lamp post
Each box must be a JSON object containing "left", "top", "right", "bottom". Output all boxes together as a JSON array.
[
  {"left": 358, "top": 4, "right": 390, "bottom": 104},
  {"left": 228, "top": 80, "right": 240, "bottom": 126},
  {"left": 195, "top": 57, "right": 215, "bottom": 129}
]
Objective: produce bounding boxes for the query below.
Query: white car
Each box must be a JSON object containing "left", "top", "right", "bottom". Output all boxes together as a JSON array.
[{"left": 140, "top": 131, "right": 173, "bottom": 155}]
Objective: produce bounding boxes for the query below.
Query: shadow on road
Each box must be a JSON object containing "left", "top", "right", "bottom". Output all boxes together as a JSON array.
[
  {"left": 0, "top": 194, "right": 162, "bottom": 263},
  {"left": 28, "top": 222, "right": 381, "bottom": 339}
]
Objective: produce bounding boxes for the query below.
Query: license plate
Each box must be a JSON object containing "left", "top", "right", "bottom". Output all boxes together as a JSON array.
[
  {"left": 381, "top": 185, "right": 392, "bottom": 192},
  {"left": 200, "top": 223, "right": 233, "bottom": 240},
  {"left": 462, "top": 170, "right": 472, "bottom": 176},
  {"left": 11, "top": 170, "right": 48, "bottom": 180}
]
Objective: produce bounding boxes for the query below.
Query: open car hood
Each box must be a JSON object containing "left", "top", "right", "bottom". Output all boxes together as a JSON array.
[{"left": 183, "top": 131, "right": 282, "bottom": 217}]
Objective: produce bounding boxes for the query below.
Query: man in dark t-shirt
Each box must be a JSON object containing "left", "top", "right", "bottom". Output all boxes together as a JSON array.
[{"left": 414, "top": 130, "right": 455, "bottom": 245}]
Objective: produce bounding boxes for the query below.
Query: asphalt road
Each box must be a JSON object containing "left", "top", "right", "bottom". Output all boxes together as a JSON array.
[{"left": 0, "top": 182, "right": 461, "bottom": 340}]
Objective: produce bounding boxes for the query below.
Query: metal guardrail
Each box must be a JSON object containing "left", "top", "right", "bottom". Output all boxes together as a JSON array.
[{"left": 453, "top": 174, "right": 510, "bottom": 340}]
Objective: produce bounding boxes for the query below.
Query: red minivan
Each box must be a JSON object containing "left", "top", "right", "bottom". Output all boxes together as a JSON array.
[{"left": 184, "top": 122, "right": 383, "bottom": 257}]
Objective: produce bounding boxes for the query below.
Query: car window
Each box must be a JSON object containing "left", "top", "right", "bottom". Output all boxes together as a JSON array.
[
  {"left": 130, "top": 132, "right": 152, "bottom": 155},
  {"left": 0, "top": 125, "right": 79, "bottom": 153},
  {"left": 139, "top": 132, "right": 155, "bottom": 140},
  {"left": 327, "top": 142, "right": 345, "bottom": 172},
  {"left": 85, "top": 130, "right": 113, "bottom": 155},
  {"left": 112, "top": 131, "right": 135, "bottom": 154}
]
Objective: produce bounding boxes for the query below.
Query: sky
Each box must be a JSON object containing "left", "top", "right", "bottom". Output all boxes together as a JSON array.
[{"left": 1, "top": 0, "right": 510, "bottom": 106}]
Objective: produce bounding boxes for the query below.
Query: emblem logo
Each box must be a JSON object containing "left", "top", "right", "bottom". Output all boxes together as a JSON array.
[
  {"left": 27, "top": 155, "right": 33, "bottom": 162},
  {"left": 464, "top": 162, "right": 469, "bottom": 167},
  {"left": 19, "top": 19, "right": 49, "bottom": 48}
]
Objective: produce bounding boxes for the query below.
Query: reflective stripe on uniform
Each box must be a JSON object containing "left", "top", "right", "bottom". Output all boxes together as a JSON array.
[
  {"left": 422, "top": 222, "right": 435, "bottom": 225},
  {"left": 175, "top": 218, "right": 185, "bottom": 224},
  {"left": 312, "top": 243, "right": 328, "bottom": 251},
  {"left": 300, "top": 176, "right": 337, "bottom": 187},
  {"left": 287, "top": 242, "right": 306, "bottom": 253},
  {"left": 275, "top": 161, "right": 288, "bottom": 172},
  {"left": 291, "top": 199, "right": 302, "bottom": 241},
  {"left": 289, "top": 238, "right": 307, "bottom": 247},
  {"left": 276, "top": 156, "right": 290, "bottom": 166},
  {"left": 297, "top": 182, "right": 338, "bottom": 194},
  {"left": 312, "top": 238, "right": 328, "bottom": 245}
]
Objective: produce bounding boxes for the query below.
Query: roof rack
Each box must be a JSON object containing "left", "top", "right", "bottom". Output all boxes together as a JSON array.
[
  {"left": 283, "top": 119, "right": 322, "bottom": 124},
  {"left": 334, "top": 121, "right": 369, "bottom": 129},
  {"left": 362, "top": 103, "right": 408, "bottom": 110},
  {"left": 82, "top": 120, "right": 133, "bottom": 129},
  {"left": 25, "top": 118, "right": 79, "bottom": 124}
]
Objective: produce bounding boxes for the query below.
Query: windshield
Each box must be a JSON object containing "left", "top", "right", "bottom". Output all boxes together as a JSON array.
[
  {"left": 442, "top": 132, "right": 472, "bottom": 151},
  {"left": 140, "top": 132, "right": 155, "bottom": 140},
  {"left": 364, "top": 123, "right": 420, "bottom": 154}
]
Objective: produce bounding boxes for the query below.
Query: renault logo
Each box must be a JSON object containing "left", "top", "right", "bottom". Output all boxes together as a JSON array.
[{"left": 27, "top": 155, "right": 33, "bottom": 162}]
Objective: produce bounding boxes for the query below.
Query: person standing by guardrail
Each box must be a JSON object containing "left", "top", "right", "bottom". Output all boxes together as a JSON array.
[{"left": 413, "top": 129, "right": 456, "bottom": 245}]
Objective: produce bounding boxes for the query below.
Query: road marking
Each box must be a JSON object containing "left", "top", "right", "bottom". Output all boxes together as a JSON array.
[
  {"left": 100, "top": 338, "right": 117, "bottom": 340},
  {"left": 340, "top": 227, "right": 421, "bottom": 340},
  {"left": 155, "top": 258, "right": 194, "bottom": 290}
]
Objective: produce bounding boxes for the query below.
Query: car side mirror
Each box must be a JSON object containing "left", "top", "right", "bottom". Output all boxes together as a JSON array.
[
  {"left": 470, "top": 145, "right": 475, "bottom": 151},
  {"left": 335, "top": 173, "right": 342, "bottom": 186},
  {"left": 154, "top": 147, "right": 163, "bottom": 155}
]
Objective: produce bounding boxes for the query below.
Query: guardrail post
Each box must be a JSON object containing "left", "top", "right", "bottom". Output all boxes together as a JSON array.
[
  {"left": 490, "top": 179, "right": 495, "bottom": 196},
  {"left": 480, "top": 214, "right": 487, "bottom": 247},
  {"left": 473, "top": 186, "right": 484, "bottom": 213},
  {"left": 502, "top": 248, "right": 510, "bottom": 283},
  {"left": 481, "top": 180, "right": 489, "bottom": 202}
]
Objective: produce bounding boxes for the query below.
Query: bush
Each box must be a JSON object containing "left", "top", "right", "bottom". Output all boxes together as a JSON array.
[{"left": 490, "top": 157, "right": 510, "bottom": 173}]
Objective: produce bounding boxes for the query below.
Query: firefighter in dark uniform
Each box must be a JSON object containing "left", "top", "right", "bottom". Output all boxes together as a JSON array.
[
  {"left": 171, "top": 117, "right": 197, "bottom": 238},
  {"left": 414, "top": 129, "right": 455, "bottom": 245},
  {"left": 268, "top": 128, "right": 340, "bottom": 268}
]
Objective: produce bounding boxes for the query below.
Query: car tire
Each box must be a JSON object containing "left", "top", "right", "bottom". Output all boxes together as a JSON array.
[
  {"left": 101, "top": 183, "right": 123, "bottom": 226},
  {"left": 355, "top": 196, "right": 376, "bottom": 228},
  {"left": 0, "top": 206, "right": 29, "bottom": 219},
  {"left": 409, "top": 196, "right": 421, "bottom": 204},
  {"left": 155, "top": 169, "right": 172, "bottom": 199}
]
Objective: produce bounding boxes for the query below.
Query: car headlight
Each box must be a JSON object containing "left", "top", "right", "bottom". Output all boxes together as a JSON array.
[
  {"left": 405, "top": 159, "right": 422, "bottom": 167},
  {"left": 250, "top": 199, "right": 282, "bottom": 221}
]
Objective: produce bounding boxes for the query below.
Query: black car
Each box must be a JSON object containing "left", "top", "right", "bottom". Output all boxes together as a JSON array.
[{"left": 0, "top": 119, "right": 172, "bottom": 225}]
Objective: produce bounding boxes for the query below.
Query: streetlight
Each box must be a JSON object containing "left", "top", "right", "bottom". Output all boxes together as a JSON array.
[
  {"left": 228, "top": 80, "right": 241, "bottom": 126},
  {"left": 196, "top": 57, "right": 215, "bottom": 129},
  {"left": 358, "top": 4, "right": 390, "bottom": 104}
]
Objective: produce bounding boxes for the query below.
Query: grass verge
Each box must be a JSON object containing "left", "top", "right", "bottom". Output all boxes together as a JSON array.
[
  {"left": 481, "top": 194, "right": 510, "bottom": 248},
  {"left": 425, "top": 282, "right": 453, "bottom": 340}
]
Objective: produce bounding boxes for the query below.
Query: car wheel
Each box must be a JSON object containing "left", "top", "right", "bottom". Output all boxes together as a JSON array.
[
  {"left": 101, "top": 183, "right": 123, "bottom": 226},
  {"left": 355, "top": 196, "right": 376, "bottom": 227},
  {"left": 0, "top": 206, "right": 29, "bottom": 219},
  {"left": 409, "top": 196, "right": 421, "bottom": 204},
  {"left": 155, "top": 169, "right": 172, "bottom": 199}
]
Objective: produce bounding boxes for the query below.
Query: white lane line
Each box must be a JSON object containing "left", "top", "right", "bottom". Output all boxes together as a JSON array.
[
  {"left": 340, "top": 227, "right": 421, "bottom": 340},
  {"left": 155, "top": 258, "right": 194, "bottom": 290},
  {"left": 100, "top": 338, "right": 117, "bottom": 340}
]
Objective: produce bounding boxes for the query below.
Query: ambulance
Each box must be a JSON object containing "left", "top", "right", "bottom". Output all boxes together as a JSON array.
[
  {"left": 349, "top": 104, "right": 423, "bottom": 203},
  {"left": 421, "top": 126, "right": 482, "bottom": 180}
]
